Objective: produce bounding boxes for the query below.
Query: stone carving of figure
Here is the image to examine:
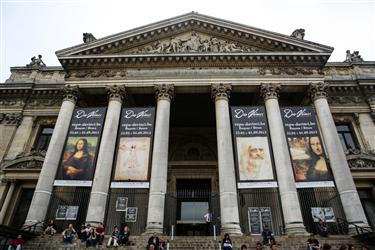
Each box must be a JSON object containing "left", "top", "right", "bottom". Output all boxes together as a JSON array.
[
  {"left": 224, "top": 42, "right": 243, "bottom": 52},
  {"left": 182, "top": 32, "right": 202, "bottom": 52},
  {"left": 210, "top": 37, "right": 220, "bottom": 52},
  {"left": 83, "top": 33, "right": 96, "bottom": 43},
  {"left": 149, "top": 41, "right": 165, "bottom": 53},
  {"left": 344, "top": 50, "right": 352, "bottom": 62},
  {"left": 344, "top": 50, "right": 364, "bottom": 63},
  {"left": 26, "top": 55, "right": 46, "bottom": 68},
  {"left": 290, "top": 29, "right": 305, "bottom": 39},
  {"left": 166, "top": 36, "right": 182, "bottom": 53}
]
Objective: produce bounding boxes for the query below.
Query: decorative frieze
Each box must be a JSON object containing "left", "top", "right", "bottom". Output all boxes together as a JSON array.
[
  {"left": 154, "top": 84, "right": 174, "bottom": 101},
  {"left": 211, "top": 83, "right": 232, "bottom": 101},
  {"left": 65, "top": 69, "right": 127, "bottom": 79},
  {"left": 309, "top": 82, "right": 328, "bottom": 101},
  {"left": 260, "top": 83, "right": 280, "bottom": 100},
  {"left": 62, "top": 85, "right": 79, "bottom": 103},
  {"left": 258, "top": 67, "right": 321, "bottom": 76},
  {"left": 0, "top": 113, "right": 23, "bottom": 126},
  {"left": 106, "top": 85, "right": 126, "bottom": 102}
]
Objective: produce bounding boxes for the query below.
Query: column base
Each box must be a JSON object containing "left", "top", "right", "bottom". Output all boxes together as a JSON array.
[
  {"left": 145, "top": 222, "right": 164, "bottom": 235},
  {"left": 285, "top": 222, "right": 308, "bottom": 236},
  {"left": 221, "top": 223, "right": 242, "bottom": 236}
]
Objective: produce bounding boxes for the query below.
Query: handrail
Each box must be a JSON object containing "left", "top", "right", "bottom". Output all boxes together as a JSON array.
[
  {"left": 22, "top": 220, "right": 46, "bottom": 233},
  {"left": 336, "top": 218, "right": 371, "bottom": 235}
]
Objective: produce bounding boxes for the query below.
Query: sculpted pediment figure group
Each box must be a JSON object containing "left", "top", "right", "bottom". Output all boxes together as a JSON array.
[{"left": 133, "top": 32, "right": 257, "bottom": 54}]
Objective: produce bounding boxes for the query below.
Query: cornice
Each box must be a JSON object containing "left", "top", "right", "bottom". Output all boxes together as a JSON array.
[{"left": 60, "top": 52, "right": 330, "bottom": 71}]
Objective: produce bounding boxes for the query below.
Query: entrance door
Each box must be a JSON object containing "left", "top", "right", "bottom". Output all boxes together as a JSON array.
[
  {"left": 11, "top": 188, "right": 34, "bottom": 229},
  {"left": 176, "top": 179, "right": 211, "bottom": 236}
]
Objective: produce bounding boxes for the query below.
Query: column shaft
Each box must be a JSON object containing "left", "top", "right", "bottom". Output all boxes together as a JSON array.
[
  {"left": 211, "top": 83, "right": 242, "bottom": 235},
  {"left": 146, "top": 84, "right": 173, "bottom": 234},
  {"left": 261, "top": 83, "right": 306, "bottom": 235},
  {"left": 0, "top": 182, "right": 16, "bottom": 224},
  {"left": 85, "top": 85, "right": 125, "bottom": 224},
  {"left": 146, "top": 99, "right": 171, "bottom": 233},
  {"left": 86, "top": 97, "right": 123, "bottom": 224},
  {"left": 313, "top": 97, "right": 369, "bottom": 228},
  {"left": 24, "top": 85, "right": 78, "bottom": 229}
]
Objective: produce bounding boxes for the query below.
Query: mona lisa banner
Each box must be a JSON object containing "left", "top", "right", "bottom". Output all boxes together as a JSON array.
[
  {"left": 112, "top": 107, "right": 155, "bottom": 187},
  {"left": 280, "top": 107, "right": 333, "bottom": 186},
  {"left": 54, "top": 108, "right": 106, "bottom": 187},
  {"left": 230, "top": 106, "right": 275, "bottom": 186}
]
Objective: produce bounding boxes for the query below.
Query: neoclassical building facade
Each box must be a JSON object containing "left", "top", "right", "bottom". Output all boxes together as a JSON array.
[{"left": 0, "top": 12, "right": 374, "bottom": 236}]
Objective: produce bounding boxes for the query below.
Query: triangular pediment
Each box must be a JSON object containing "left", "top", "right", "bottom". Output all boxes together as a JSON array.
[{"left": 56, "top": 12, "right": 333, "bottom": 59}]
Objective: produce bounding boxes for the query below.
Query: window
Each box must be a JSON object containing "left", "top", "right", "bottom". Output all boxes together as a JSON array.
[
  {"left": 336, "top": 124, "right": 357, "bottom": 151},
  {"left": 35, "top": 127, "right": 54, "bottom": 151}
]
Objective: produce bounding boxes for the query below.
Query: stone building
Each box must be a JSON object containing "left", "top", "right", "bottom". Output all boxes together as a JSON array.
[{"left": 0, "top": 12, "right": 374, "bottom": 236}]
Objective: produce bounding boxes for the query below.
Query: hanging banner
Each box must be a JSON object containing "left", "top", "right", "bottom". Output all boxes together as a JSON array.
[
  {"left": 281, "top": 107, "right": 332, "bottom": 184},
  {"left": 231, "top": 106, "right": 275, "bottom": 182},
  {"left": 54, "top": 107, "right": 106, "bottom": 187},
  {"left": 112, "top": 107, "right": 155, "bottom": 184}
]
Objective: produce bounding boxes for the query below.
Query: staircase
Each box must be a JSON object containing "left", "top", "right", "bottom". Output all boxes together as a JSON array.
[{"left": 23, "top": 234, "right": 368, "bottom": 250}]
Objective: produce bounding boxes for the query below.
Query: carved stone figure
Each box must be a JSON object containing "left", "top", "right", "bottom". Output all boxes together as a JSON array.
[
  {"left": 290, "top": 29, "right": 305, "bottom": 39},
  {"left": 83, "top": 33, "right": 96, "bottom": 43},
  {"left": 136, "top": 33, "right": 249, "bottom": 54},
  {"left": 344, "top": 50, "right": 364, "bottom": 63},
  {"left": 26, "top": 55, "right": 46, "bottom": 68}
]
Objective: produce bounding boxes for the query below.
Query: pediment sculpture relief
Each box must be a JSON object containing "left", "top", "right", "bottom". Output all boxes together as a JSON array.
[{"left": 133, "top": 32, "right": 257, "bottom": 54}]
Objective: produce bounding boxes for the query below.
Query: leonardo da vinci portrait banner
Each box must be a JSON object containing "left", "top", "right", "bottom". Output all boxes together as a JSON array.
[
  {"left": 281, "top": 107, "right": 332, "bottom": 185},
  {"left": 54, "top": 107, "right": 106, "bottom": 187},
  {"left": 112, "top": 107, "right": 155, "bottom": 185},
  {"left": 231, "top": 106, "right": 275, "bottom": 183}
]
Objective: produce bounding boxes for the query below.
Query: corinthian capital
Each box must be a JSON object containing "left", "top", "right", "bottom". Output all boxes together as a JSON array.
[
  {"left": 106, "top": 85, "right": 126, "bottom": 102},
  {"left": 62, "top": 85, "right": 79, "bottom": 103},
  {"left": 309, "top": 82, "right": 328, "bottom": 101},
  {"left": 154, "top": 84, "right": 174, "bottom": 101},
  {"left": 211, "top": 83, "right": 232, "bottom": 101},
  {"left": 260, "top": 83, "right": 280, "bottom": 100}
]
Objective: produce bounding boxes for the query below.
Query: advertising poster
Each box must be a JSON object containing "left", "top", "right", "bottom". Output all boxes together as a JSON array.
[
  {"left": 311, "top": 207, "right": 336, "bottom": 222},
  {"left": 231, "top": 106, "right": 275, "bottom": 182},
  {"left": 113, "top": 107, "right": 155, "bottom": 184},
  {"left": 115, "top": 197, "right": 128, "bottom": 211},
  {"left": 55, "top": 108, "right": 106, "bottom": 186},
  {"left": 125, "top": 207, "right": 138, "bottom": 222},
  {"left": 281, "top": 107, "right": 331, "bottom": 183}
]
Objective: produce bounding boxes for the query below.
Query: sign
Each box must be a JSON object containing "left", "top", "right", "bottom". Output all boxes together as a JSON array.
[
  {"left": 113, "top": 107, "right": 155, "bottom": 182},
  {"left": 55, "top": 205, "right": 79, "bottom": 220},
  {"left": 260, "top": 207, "right": 273, "bottom": 232},
  {"left": 248, "top": 207, "right": 273, "bottom": 235},
  {"left": 231, "top": 106, "right": 275, "bottom": 182},
  {"left": 55, "top": 108, "right": 106, "bottom": 186},
  {"left": 281, "top": 107, "right": 331, "bottom": 183},
  {"left": 125, "top": 207, "right": 138, "bottom": 222},
  {"left": 248, "top": 207, "right": 261, "bottom": 234},
  {"left": 116, "top": 197, "right": 128, "bottom": 211},
  {"left": 311, "top": 207, "right": 336, "bottom": 222}
]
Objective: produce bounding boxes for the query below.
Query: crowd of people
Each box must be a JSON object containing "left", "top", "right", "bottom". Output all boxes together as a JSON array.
[{"left": 6, "top": 219, "right": 371, "bottom": 249}]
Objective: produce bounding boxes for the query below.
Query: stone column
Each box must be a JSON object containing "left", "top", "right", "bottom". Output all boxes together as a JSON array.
[
  {"left": 146, "top": 84, "right": 174, "bottom": 234},
  {"left": 86, "top": 85, "right": 126, "bottom": 225},
  {"left": 0, "top": 181, "right": 16, "bottom": 224},
  {"left": 5, "top": 116, "right": 35, "bottom": 160},
  {"left": 211, "top": 83, "right": 242, "bottom": 235},
  {"left": 310, "top": 82, "right": 370, "bottom": 230},
  {"left": 260, "top": 83, "right": 307, "bottom": 235},
  {"left": 23, "top": 85, "right": 79, "bottom": 229}
]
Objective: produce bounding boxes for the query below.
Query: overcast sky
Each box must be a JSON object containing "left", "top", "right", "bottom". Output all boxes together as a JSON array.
[{"left": 1, "top": 0, "right": 374, "bottom": 83}]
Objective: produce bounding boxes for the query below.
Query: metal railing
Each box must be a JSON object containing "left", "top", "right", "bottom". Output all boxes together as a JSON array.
[{"left": 336, "top": 217, "right": 372, "bottom": 235}]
